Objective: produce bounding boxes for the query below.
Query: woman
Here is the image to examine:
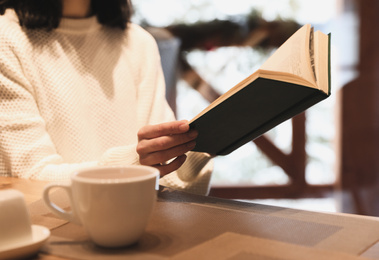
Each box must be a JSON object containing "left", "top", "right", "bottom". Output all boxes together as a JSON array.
[{"left": 0, "top": 0, "right": 212, "bottom": 195}]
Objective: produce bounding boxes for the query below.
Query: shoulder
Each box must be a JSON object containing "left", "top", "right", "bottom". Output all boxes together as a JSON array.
[
  {"left": 0, "top": 9, "right": 19, "bottom": 26},
  {"left": 120, "top": 23, "right": 162, "bottom": 72},
  {"left": 123, "top": 23, "right": 159, "bottom": 54},
  {"left": 0, "top": 10, "right": 30, "bottom": 51},
  {"left": 126, "top": 23, "right": 156, "bottom": 42},
  {"left": 0, "top": 9, "right": 22, "bottom": 37}
]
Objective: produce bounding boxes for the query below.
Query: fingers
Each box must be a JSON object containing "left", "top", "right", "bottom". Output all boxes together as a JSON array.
[
  {"left": 138, "top": 120, "right": 189, "bottom": 140},
  {"left": 137, "top": 120, "right": 197, "bottom": 177},
  {"left": 139, "top": 139, "right": 196, "bottom": 166},
  {"left": 154, "top": 154, "right": 187, "bottom": 176},
  {"left": 137, "top": 129, "right": 198, "bottom": 155}
]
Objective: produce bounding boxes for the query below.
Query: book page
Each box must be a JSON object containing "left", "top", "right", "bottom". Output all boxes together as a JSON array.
[
  {"left": 314, "top": 30, "right": 330, "bottom": 94},
  {"left": 189, "top": 24, "right": 330, "bottom": 124},
  {"left": 260, "top": 24, "right": 317, "bottom": 87}
]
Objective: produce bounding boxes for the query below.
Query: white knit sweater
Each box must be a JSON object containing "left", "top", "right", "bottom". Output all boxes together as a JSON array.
[{"left": 0, "top": 10, "right": 212, "bottom": 195}]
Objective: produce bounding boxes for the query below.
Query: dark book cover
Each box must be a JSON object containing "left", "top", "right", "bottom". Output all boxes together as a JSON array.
[{"left": 190, "top": 78, "right": 329, "bottom": 155}]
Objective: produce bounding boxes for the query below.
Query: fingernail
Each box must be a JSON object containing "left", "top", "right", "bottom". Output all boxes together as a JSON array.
[{"left": 179, "top": 122, "right": 189, "bottom": 131}]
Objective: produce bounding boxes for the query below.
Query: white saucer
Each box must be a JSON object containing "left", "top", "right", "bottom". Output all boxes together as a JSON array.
[{"left": 0, "top": 225, "right": 50, "bottom": 260}]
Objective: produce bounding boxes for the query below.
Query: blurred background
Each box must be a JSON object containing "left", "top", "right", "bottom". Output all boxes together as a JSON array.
[{"left": 132, "top": 0, "right": 379, "bottom": 216}]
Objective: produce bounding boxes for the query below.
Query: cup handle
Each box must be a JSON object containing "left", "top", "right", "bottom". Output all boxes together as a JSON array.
[{"left": 43, "top": 183, "right": 81, "bottom": 225}]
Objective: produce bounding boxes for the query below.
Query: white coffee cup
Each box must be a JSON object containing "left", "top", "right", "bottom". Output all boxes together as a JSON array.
[
  {"left": 43, "top": 165, "right": 159, "bottom": 248},
  {"left": 0, "top": 189, "right": 33, "bottom": 251}
]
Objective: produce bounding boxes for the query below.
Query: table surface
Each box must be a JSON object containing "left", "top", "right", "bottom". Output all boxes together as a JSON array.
[{"left": 1, "top": 176, "right": 379, "bottom": 260}]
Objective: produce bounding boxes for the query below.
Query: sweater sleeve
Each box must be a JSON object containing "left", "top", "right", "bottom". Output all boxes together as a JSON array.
[
  {"left": 130, "top": 28, "right": 213, "bottom": 195},
  {"left": 0, "top": 23, "right": 213, "bottom": 194},
  {"left": 98, "top": 27, "right": 214, "bottom": 195},
  {"left": 0, "top": 42, "right": 103, "bottom": 180},
  {"left": 0, "top": 58, "right": 139, "bottom": 180}
]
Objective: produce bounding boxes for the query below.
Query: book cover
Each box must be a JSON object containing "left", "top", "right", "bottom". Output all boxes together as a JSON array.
[{"left": 189, "top": 24, "right": 331, "bottom": 155}]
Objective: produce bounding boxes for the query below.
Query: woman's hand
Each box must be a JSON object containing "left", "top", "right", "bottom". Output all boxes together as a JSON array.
[{"left": 137, "top": 120, "right": 198, "bottom": 176}]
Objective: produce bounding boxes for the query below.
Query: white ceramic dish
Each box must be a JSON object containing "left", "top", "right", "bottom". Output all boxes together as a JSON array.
[{"left": 0, "top": 225, "right": 50, "bottom": 260}]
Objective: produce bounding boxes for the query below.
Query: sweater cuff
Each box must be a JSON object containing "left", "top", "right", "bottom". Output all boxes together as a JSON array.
[
  {"left": 98, "top": 144, "right": 140, "bottom": 166},
  {"left": 159, "top": 152, "right": 213, "bottom": 195},
  {"left": 176, "top": 152, "right": 212, "bottom": 182}
]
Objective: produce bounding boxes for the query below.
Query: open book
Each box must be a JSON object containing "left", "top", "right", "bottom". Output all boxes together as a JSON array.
[{"left": 189, "top": 24, "right": 331, "bottom": 155}]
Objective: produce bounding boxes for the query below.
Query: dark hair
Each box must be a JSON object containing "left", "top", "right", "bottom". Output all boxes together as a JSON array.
[{"left": 0, "top": 0, "right": 132, "bottom": 30}]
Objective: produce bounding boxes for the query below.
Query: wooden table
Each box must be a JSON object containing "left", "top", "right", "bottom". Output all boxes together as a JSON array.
[{"left": 1, "top": 176, "right": 379, "bottom": 260}]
